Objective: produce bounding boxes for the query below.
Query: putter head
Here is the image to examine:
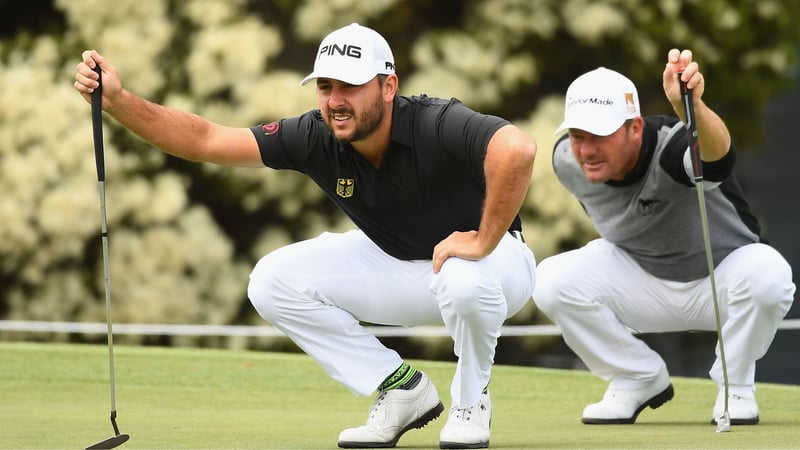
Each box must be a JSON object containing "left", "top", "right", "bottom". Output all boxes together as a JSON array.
[
  {"left": 85, "top": 433, "right": 130, "bottom": 450},
  {"left": 715, "top": 411, "right": 731, "bottom": 433}
]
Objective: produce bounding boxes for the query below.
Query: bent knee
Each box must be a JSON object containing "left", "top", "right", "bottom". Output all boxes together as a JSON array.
[
  {"left": 727, "top": 245, "right": 795, "bottom": 312},
  {"left": 531, "top": 256, "right": 582, "bottom": 316},
  {"left": 247, "top": 252, "right": 298, "bottom": 323}
]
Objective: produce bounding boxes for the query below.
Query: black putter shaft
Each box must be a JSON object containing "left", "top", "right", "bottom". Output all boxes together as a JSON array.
[
  {"left": 85, "top": 64, "right": 130, "bottom": 450},
  {"left": 678, "top": 72, "right": 731, "bottom": 431}
]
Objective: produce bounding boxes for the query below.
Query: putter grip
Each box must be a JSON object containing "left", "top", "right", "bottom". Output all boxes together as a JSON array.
[
  {"left": 678, "top": 73, "right": 702, "bottom": 181},
  {"left": 91, "top": 65, "right": 105, "bottom": 182}
]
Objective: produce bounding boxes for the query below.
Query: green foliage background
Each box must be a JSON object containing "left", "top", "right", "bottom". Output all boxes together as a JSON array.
[{"left": 1, "top": 0, "right": 798, "bottom": 357}]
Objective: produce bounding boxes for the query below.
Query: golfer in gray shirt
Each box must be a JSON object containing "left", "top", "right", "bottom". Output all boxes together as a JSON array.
[{"left": 533, "top": 48, "right": 794, "bottom": 426}]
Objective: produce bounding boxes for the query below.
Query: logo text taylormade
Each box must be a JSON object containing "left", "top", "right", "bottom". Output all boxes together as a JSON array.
[{"left": 567, "top": 97, "right": 614, "bottom": 108}]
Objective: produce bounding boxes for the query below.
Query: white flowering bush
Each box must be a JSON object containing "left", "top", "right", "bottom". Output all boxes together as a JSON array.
[{"left": 1, "top": 0, "right": 796, "bottom": 354}]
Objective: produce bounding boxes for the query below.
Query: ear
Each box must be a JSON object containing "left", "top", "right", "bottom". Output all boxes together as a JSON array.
[
  {"left": 382, "top": 74, "right": 399, "bottom": 101},
  {"left": 630, "top": 116, "right": 645, "bottom": 136}
]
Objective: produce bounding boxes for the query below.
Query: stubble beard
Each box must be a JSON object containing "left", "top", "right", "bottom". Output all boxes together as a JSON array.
[{"left": 327, "top": 94, "right": 385, "bottom": 144}]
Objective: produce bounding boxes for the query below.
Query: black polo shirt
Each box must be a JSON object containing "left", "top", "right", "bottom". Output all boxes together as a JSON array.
[{"left": 249, "top": 95, "right": 520, "bottom": 260}]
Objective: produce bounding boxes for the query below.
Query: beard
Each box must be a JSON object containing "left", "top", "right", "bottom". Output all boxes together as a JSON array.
[{"left": 325, "top": 93, "right": 385, "bottom": 144}]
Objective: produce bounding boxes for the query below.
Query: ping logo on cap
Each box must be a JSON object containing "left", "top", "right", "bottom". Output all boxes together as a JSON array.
[
  {"left": 300, "top": 23, "right": 395, "bottom": 86},
  {"left": 318, "top": 43, "right": 362, "bottom": 59}
]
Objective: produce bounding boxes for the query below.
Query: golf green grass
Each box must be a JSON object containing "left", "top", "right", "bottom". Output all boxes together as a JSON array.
[{"left": 1, "top": 342, "right": 798, "bottom": 449}]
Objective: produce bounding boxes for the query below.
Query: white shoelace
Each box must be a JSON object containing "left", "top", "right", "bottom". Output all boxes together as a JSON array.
[
  {"left": 368, "top": 391, "right": 388, "bottom": 420},
  {"left": 450, "top": 401, "right": 486, "bottom": 421}
]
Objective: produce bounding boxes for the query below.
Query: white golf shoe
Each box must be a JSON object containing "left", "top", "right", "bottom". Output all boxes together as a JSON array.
[
  {"left": 338, "top": 371, "right": 444, "bottom": 448},
  {"left": 582, "top": 371, "right": 674, "bottom": 424},
  {"left": 711, "top": 391, "right": 759, "bottom": 425},
  {"left": 439, "top": 391, "right": 491, "bottom": 449}
]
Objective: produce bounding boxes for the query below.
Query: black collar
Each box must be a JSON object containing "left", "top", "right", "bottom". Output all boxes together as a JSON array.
[
  {"left": 605, "top": 122, "right": 656, "bottom": 187},
  {"left": 389, "top": 95, "right": 415, "bottom": 149}
]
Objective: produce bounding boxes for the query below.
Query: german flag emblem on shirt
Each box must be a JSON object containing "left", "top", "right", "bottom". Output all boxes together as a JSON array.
[{"left": 336, "top": 178, "right": 354, "bottom": 198}]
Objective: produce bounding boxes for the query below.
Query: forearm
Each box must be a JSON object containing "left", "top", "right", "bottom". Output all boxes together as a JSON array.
[
  {"left": 663, "top": 49, "right": 731, "bottom": 163},
  {"left": 477, "top": 127, "right": 536, "bottom": 253},
  {"left": 692, "top": 100, "right": 731, "bottom": 162},
  {"left": 672, "top": 98, "right": 731, "bottom": 162},
  {"left": 76, "top": 50, "right": 262, "bottom": 167},
  {"left": 106, "top": 89, "right": 215, "bottom": 162}
]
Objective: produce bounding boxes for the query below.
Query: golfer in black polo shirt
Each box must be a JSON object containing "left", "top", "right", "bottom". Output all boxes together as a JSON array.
[{"left": 74, "top": 23, "right": 538, "bottom": 449}]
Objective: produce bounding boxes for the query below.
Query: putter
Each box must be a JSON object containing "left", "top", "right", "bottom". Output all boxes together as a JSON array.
[
  {"left": 678, "top": 72, "right": 731, "bottom": 433},
  {"left": 85, "top": 65, "right": 131, "bottom": 450}
]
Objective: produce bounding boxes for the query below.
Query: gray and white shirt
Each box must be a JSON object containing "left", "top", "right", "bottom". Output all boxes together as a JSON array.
[{"left": 553, "top": 115, "right": 762, "bottom": 281}]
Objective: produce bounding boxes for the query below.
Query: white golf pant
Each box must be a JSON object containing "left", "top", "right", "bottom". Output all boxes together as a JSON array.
[
  {"left": 248, "top": 229, "right": 536, "bottom": 408},
  {"left": 533, "top": 239, "right": 794, "bottom": 395}
]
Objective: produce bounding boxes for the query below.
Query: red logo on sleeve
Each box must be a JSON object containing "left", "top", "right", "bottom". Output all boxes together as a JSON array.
[{"left": 262, "top": 122, "right": 280, "bottom": 136}]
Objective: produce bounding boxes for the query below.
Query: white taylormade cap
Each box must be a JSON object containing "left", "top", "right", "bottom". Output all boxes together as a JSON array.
[
  {"left": 301, "top": 23, "right": 395, "bottom": 86},
  {"left": 554, "top": 67, "right": 640, "bottom": 136}
]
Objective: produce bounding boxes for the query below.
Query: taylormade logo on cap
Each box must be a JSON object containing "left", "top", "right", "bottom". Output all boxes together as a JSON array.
[
  {"left": 301, "top": 23, "right": 395, "bottom": 86},
  {"left": 554, "top": 67, "right": 640, "bottom": 137}
]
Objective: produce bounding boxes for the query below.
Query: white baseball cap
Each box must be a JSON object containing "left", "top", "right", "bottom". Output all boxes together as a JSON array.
[
  {"left": 554, "top": 67, "right": 640, "bottom": 136},
  {"left": 301, "top": 23, "right": 395, "bottom": 86}
]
